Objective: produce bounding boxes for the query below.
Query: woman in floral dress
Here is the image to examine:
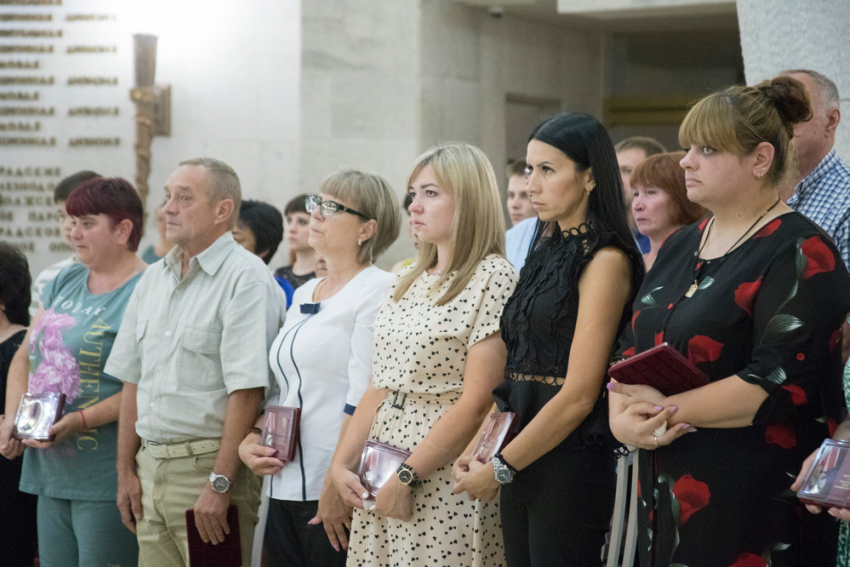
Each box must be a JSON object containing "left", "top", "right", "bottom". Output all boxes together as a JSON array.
[{"left": 609, "top": 77, "right": 850, "bottom": 566}]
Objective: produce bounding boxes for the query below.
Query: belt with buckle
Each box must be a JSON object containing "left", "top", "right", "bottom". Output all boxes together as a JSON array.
[{"left": 142, "top": 439, "right": 220, "bottom": 459}]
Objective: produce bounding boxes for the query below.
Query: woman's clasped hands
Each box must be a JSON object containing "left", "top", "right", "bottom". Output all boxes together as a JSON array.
[
  {"left": 607, "top": 379, "right": 697, "bottom": 450},
  {"left": 332, "top": 465, "right": 414, "bottom": 522},
  {"left": 452, "top": 454, "right": 499, "bottom": 502}
]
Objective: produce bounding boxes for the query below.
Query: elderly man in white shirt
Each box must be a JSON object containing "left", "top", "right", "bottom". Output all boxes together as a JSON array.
[{"left": 106, "top": 158, "right": 285, "bottom": 567}]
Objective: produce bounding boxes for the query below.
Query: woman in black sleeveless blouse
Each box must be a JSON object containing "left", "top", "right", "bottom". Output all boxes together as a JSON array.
[
  {"left": 453, "top": 113, "right": 644, "bottom": 566},
  {"left": 0, "top": 243, "right": 37, "bottom": 567}
]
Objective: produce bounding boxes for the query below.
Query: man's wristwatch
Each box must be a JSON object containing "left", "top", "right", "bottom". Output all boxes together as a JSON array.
[
  {"left": 396, "top": 462, "right": 421, "bottom": 488},
  {"left": 492, "top": 453, "right": 516, "bottom": 485},
  {"left": 209, "top": 472, "right": 233, "bottom": 494}
]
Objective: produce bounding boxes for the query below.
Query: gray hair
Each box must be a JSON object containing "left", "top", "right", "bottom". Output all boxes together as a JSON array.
[
  {"left": 783, "top": 69, "right": 840, "bottom": 112},
  {"left": 178, "top": 157, "right": 242, "bottom": 227}
]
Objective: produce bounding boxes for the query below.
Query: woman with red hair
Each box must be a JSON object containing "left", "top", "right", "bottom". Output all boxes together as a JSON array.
[
  {"left": 0, "top": 177, "right": 145, "bottom": 566},
  {"left": 630, "top": 151, "right": 707, "bottom": 270}
]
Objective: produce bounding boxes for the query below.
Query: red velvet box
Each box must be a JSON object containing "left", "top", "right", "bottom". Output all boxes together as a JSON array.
[
  {"left": 608, "top": 343, "right": 709, "bottom": 396},
  {"left": 260, "top": 406, "right": 301, "bottom": 462}
]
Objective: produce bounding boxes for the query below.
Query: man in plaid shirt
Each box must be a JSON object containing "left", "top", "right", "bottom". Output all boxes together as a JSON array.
[{"left": 781, "top": 69, "right": 850, "bottom": 269}]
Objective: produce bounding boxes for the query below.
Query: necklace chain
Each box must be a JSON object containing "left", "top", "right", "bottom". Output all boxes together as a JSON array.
[{"left": 685, "top": 199, "right": 781, "bottom": 298}]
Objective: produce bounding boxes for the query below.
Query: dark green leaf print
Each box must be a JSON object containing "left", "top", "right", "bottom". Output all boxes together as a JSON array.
[
  {"left": 795, "top": 236, "right": 807, "bottom": 279},
  {"left": 763, "top": 314, "right": 804, "bottom": 340},
  {"left": 697, "top": 277, "right": 714, "bottom": 290},
  {"left": 641, "top": 286, "right": 664, "bottom": 307}
]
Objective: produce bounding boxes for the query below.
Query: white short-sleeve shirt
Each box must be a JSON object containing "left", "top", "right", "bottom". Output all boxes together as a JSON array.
[{"left": 267, "top": 265, "right": 394, "bottom": 501}]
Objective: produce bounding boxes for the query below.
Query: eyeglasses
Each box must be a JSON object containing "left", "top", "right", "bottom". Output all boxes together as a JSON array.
[{"left": 305, "top": 194, "right": 370, "bottom": 219}]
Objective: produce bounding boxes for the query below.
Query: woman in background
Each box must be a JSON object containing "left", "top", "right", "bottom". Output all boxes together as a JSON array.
[
  {"left": 391, "top": 193, "right": 420, "bottom": 274},
  {"left": 0, "top": 242, "right": 38, "bottom": 567},
  {"left": 275, "top": 194, "right": 318, "bottom": 289},
  {"left": 630, "top": 152, "right": 707, "bottom": 270}
]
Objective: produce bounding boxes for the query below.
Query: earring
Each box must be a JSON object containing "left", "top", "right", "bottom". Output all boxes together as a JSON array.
[
  {"left": 357, "top": 238, "right": 362, "bottom": 246},
  {"left": 755, "top": 169, "right": 765, "bottom": 180}
]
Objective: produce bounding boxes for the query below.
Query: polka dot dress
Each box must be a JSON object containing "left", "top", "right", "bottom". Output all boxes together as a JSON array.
[{"left": 347, "top": 255, "right": 518, "bottom": 567}]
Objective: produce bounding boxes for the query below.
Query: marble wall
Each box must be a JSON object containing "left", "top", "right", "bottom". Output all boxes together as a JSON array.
[
  {"left": 737, "top": 0, "right": 850, "bottom": 160},
  {"left": 127, "top": 0, "right": 301, "bottom": 268},
  {"left": 298, "top": 0, "right": 421, "bottom": 268}
]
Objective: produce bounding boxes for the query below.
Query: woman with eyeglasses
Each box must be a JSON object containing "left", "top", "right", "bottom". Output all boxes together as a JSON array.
[
  {"left": 239, "top": 169, "right": 401, "bottom": 566},
  {"left": 330, "top": 143, "right": 518, "bottom": 566}
]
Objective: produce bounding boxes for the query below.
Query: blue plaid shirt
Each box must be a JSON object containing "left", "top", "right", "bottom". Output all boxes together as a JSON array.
[{"left": 787, "top": 150, "right": 850, "bottom": 271}]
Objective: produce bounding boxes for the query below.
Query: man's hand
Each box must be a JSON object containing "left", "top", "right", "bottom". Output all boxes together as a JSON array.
[
  {"left": 0, "top": 415, "right": 24, "bottom": 460},
  {"left": 193, "top": 484, "right": 231, "bottom": 545},
  {"left": 117, "top": 470, "right": 144, "bottom": 534}
]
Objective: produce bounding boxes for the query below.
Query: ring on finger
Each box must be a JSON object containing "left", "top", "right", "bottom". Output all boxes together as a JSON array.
[{"left": 653, "top": 434, "right": 659, "bottom": 447}]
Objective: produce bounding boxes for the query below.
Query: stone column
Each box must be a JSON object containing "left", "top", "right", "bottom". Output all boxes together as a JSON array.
[{"left": 737, "top": 0, "right": 850, "bottom": 158}]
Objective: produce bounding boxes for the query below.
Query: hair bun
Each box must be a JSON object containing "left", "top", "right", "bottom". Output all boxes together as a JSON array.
[{"left": 758, "top": 76, "right": 812, "bottom": 127}]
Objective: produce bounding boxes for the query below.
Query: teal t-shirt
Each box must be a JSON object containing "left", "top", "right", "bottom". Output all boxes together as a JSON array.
[{"left": 20, "top": 262, "right": 143, "bottom": 501}]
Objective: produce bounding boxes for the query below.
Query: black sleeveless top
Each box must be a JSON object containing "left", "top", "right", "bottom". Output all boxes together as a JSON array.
[{"left": 495, "top": 226, "right": 643, "bottom": 451}]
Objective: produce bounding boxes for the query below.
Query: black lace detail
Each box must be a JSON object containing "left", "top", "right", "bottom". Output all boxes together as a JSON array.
[
  {"left": 495, "top": 227, "right": 643, "bottom": 454},
  {"left": 501, "top": 227, "right": 633, "bottom": 378}
]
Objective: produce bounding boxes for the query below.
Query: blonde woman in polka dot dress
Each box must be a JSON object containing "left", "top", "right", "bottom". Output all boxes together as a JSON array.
[{"left": 330, "top": 143, "right": 518, "bottom": 567}]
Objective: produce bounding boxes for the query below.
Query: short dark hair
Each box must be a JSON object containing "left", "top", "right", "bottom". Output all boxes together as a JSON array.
[
  {"left": 505, "top": 159, "right": 527, "bottom": 179},
  {"left": 65, "top": 177, "right": 145, "bottom": 252},
  {"left": 54, "top": 170, "right": 100, "bottom": 202},
  {"left": 284, "top": 194, "right": 309, "bottom": 217},
  {"left": 237, "top": 200, "right": 284, "bottom": 264},
  {"left": 0, "top": 241, "right": 32, "bottom": 326},
  {"left": 614, "top": 137, "right": 666, "bottom": 158}
]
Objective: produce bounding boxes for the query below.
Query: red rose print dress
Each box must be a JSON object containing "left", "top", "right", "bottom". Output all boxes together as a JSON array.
[{"left": 617, "top": 212, "right": 850, "bottom": 567}]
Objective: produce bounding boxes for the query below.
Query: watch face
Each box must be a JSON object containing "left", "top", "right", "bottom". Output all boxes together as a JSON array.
[
  {"left": 398, "top": 469, "right": 413, "bottom": 485},
  {"left": 211, "top": 475, "right": 230, "bottom": 493}
]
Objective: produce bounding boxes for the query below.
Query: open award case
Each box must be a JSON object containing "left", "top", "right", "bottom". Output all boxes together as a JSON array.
[
  {"left": 357, "top": 440, "right": 411, "bottom": 500},
  {"left": 13, "top": 392, "right": 66, "bottom": 441},
  {"left": 608, "top": 343, "right": 710, "bottom": 396},
  {"left": 259, "top": 406, "right": 301, "bottom": 462},
  {"left": 472, "top": 412, "right": 518, "bottom": 463},
  {"left": 186, "top": 505, "right": 241, "bottom": 567},
  {"left": 797, "top": 438, "right": 850, "bottom": 509}
]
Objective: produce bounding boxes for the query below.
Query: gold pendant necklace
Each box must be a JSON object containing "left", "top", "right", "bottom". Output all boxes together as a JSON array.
[{"left": 687, "top": 199, "right": 780, "bottom": 299}]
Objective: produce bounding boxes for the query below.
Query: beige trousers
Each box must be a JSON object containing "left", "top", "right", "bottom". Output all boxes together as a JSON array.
[{"left": 135, "top": 444, "right": 261, "bottom": 567}]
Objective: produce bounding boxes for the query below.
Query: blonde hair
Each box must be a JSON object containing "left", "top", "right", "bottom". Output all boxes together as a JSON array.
[
  {"left": 393, "top": 142, "right": 506, "bottom": 306},
  {"left": 320, "top": 168, "right": 402, "bottom": 265},
  {"left": 678, "top": 76, "right": 812, "bottom": 189}
]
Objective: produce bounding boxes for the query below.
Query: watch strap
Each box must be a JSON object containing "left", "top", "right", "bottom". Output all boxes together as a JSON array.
[
  {"left": 494, "top": 452, "right": 518, "bottom": 474},
  {"left": 396, "top": 462, "right": 421, "bottom": 487}
]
